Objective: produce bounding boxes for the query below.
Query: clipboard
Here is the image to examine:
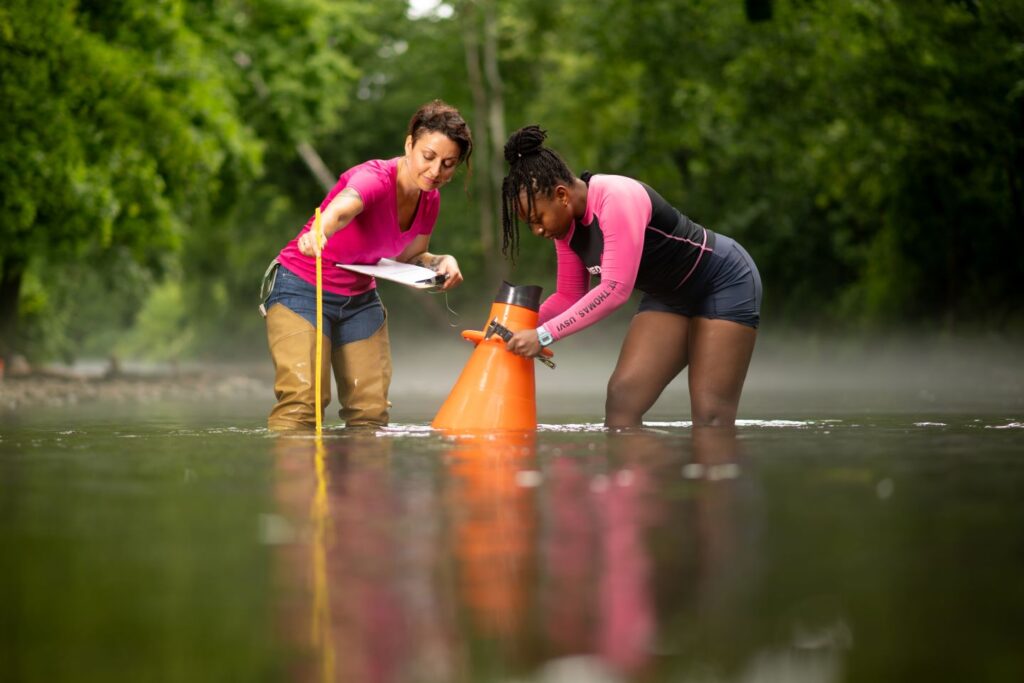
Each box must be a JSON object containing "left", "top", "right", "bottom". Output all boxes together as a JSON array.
[{"left": 336, "top": 258, "right": 447, "bottom": 289}]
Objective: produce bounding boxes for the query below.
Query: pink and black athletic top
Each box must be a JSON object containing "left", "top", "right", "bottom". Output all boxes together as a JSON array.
[
  {"left": 539, "top": 173, "right": 716, "bottom": 341},
  {"left": 277, "top": 157, "right": 439, "bottom": 296}
]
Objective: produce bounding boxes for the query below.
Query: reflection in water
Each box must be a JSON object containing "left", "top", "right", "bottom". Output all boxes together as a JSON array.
[
  {"left": 310, "top": 438, "right": 334, "bottom": 682},
  {"left": 446, "top": 432, "right": 537, "bottom": 645},
  {"left": 691, "top": 426, "right": 747, "bottom": 621},
  {"left": 540, "top": 432, "right": 662, "bottom": 677},
  {"left": 270, "top": 426, "right": 848, "bottom": 682},
  {"left": 7, "top": 412, "right": 1020, "bottom": 680},
  {"left": 677, "top": 426, "right": 848, "bottom": 683},
  {"left": 543, "top": 453, "right": 596, "bottom": 657},
  {"left": 273, "top": 433, "right": 447, "bottom": 683}
]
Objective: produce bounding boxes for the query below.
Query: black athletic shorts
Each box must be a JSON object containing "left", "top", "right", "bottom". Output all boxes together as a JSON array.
[{"left": 637, "top": 235, "right": 762, "bottom": 328}]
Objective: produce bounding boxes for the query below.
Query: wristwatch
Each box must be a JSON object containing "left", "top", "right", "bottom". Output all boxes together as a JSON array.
[{"left": 536, "top": 325, "right": 554, "bottom": 347}]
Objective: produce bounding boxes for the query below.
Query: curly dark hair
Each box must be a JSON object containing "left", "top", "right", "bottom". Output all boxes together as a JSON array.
[
  {"left": 500, "top": 125, "right": 574, "bottom": 260},
  {"left": 407, "top": 100, "right": 474, "bottom": 167}
]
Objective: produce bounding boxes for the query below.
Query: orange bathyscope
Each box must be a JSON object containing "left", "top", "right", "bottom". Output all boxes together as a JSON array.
[{"left": 432, "top": 282, "right": 549, "bottom": 431}]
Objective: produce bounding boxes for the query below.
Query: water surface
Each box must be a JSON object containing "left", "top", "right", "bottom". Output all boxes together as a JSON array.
[{"left": 2, "top": 396, "right": 1022, "bottom": 682}]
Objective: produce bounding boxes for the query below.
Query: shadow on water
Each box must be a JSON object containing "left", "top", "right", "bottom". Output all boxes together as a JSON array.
[{"left": 2, "top": 392, "right": 1024, "bottom": 680}]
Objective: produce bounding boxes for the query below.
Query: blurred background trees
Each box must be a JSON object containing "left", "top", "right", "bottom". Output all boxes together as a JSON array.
[{"left": 2, "top": 0, "right": 1022, "bottom": 364}]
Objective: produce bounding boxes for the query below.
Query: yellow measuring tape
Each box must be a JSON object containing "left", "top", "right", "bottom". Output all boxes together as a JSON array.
[
  {"left": 314, "top": 207, "right": 324, "bottom": 435},
  {"left": 310, "top": 207, "right": 334, "bottom": 680}
]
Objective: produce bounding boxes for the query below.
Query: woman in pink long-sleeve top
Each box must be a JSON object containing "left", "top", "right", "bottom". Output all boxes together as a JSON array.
[{"left": 502, "top": 126, "right": 762, "bottom": 428}]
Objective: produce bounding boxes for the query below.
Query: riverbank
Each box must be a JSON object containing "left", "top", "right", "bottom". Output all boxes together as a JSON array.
[{"left": 0, "top": 363, "right": 270, "bottom": 412}]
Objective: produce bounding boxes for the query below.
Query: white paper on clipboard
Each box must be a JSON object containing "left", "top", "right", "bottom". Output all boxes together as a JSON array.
[{"left": 335, "top": 258, "right": 443, "bottom": 289}]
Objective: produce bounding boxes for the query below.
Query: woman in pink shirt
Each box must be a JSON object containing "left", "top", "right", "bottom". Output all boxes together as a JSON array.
[
  {"left": 501, "top": 126, "right": 762, "bottom": 428},
  {"left": 262, "top": 100, "right": 472, "bottom": 430}
]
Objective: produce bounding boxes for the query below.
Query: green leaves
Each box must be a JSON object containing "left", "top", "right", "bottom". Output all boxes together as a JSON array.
[
  {"left": 514, "top": 0, "right": 1024, "bottom": 328},
  {"left": 0, "top": 0, "right": 384, "bottom": 359},
  {"left": 4, "top": 0, "right": 1023, "bottom": 361}
]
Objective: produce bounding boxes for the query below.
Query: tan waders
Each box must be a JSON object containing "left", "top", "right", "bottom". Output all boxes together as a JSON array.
[
  {"left": 331, "top": 319, "right": 392, "bottom": 427},
  {"left": 265, "top": 304, "right": 392, "bottom": 430}
]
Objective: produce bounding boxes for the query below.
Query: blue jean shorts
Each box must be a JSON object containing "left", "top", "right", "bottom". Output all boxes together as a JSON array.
[
  {"left": 265, "top": 265, "right": 386, "bottom": 347},
  {"left": 638, "top": 235, "right": 762, "bottom": 328}
]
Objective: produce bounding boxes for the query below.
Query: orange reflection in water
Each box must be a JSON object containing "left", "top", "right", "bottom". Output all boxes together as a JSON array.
[{"left": 444, "top": 432, "right": 538, "bottom": 642}]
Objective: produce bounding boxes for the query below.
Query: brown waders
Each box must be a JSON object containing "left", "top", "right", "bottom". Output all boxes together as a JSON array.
[{"left": 265, "top": 304, "right": 392, "bottom": 430}]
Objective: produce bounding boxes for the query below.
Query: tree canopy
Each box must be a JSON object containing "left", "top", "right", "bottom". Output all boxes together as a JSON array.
[{"left": 2, "top": 0, "right": 1022, "bottom": 363}]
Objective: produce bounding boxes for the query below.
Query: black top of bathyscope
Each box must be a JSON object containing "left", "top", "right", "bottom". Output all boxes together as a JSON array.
[{"left": 493, "top": 281, "right": 543, "bottom": 312}]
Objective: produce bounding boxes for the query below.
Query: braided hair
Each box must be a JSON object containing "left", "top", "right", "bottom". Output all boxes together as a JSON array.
[{"left": 501, "top": 125, "right": 575, "bottom": 260}]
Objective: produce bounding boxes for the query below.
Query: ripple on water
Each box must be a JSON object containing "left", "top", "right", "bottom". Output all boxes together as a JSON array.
[
  {"left": 377, "top": 419, "right": 834, "bottom": 435},
  {"left": 192, "top": 417, "right": 1024, "bottom": 439},
  {"left": 374, "top": 424, "right": 435, "bottom": 437},
  {"left": 647, "top": 419, "right": 830, "bottom": 429},
  {"left": 985, "top": 421, "right": 1024, "bottom": 429}
]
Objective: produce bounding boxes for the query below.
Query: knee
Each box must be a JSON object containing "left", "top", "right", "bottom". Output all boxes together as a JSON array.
[
  {"left": 605, "top": 373, "right": 635, "bottom": 410},
  {"left": 691, "top": 413, "right": 734, "bottom": 427},
  {"left": 690, "top": 395, "right": 738, "bottom": 427},
  {"left": 605, "top": 374, "right": 643, "bottom": 428}
]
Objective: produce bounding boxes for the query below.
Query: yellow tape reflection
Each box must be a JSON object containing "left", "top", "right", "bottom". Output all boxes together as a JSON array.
[{"left": 310, "top": 436, "right": 334, "bottom": 682}]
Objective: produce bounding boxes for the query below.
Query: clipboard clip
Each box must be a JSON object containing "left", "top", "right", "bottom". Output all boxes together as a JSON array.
[{"left": 415, "top": 272, "right": 449, "bottom": 286}]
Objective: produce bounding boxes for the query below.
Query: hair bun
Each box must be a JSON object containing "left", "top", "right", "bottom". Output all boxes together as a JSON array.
[{"left": 504, "top": 125, "right": 547, "bottom": 164}]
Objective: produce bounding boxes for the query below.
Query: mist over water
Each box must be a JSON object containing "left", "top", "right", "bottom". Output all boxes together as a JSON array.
[{"left": 384, "top": 326, "right": 1024, "bottom": 423}]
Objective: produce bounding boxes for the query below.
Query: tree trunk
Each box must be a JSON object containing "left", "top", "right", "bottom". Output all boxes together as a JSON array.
[
  {"left": 0, "top": 255, "right": 25, "bottom": 360},
  {"left": 296, "top": 141, "right": 336, "bottom": 193},
  {"left": 481, "top": 0, "right": 508, "bottom": 283},
  {"left": 745, "top": 0, "right": 772, "bottom": 22},
  {"left": 461, "top": 0, "right": 507, "bottom": 285},
  {"left": 462, "top": 2, "right": 495, "bottom": 260}
]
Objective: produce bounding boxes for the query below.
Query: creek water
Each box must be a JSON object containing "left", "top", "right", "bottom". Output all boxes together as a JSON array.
[{"left": 2, "top": 341, "right": 1023, "bottom": 682}]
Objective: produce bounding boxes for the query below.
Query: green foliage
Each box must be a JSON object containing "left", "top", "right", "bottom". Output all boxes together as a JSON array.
[
  {"left": 2, "top": 0, "right": 261, "bottom": 261},
  {"left": 3, "top": 0, "right": 1022, "bottom": 363},
  {"left": 0, "top": 0, "right": 261, "bottom": 359},
  {"left": 0, "top": 0, "right": 392, "bottom": 360},
  {"left": 114, "top": 278, "right": 195, "bottom": 361},
  {"left": 34, "top": 254, "right": 156, "bottom": 362},
  {"left": 495, "top": 0, "right": 1024, "bottom": 328}
]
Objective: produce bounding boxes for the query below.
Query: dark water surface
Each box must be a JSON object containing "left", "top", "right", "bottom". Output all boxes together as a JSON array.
[{"left": 2, "top": 397, "right": 1023, "bottom": 682}]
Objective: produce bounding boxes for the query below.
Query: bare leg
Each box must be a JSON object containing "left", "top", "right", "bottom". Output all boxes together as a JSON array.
[
  {"left": 605, "top": 311, "right": 691, "bottom": 428},
  {"left": 686, "top": 317, "right": 757, "bottom": 426}
]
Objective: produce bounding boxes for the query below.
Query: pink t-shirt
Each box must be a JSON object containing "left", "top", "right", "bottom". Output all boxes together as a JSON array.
[
  {"left": 277, "top": 157, "right": 439, "bottom": 295},
  {"left": 538, "top": 175, "right": 652, "bottom": 341}
]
